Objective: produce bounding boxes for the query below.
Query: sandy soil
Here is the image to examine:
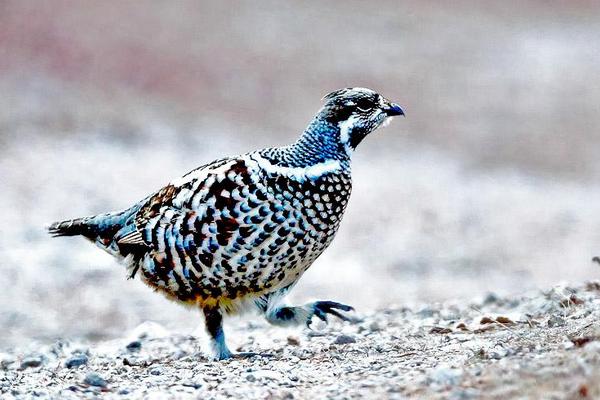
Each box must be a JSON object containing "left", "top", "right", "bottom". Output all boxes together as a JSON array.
[{"left": 3, "top": 282, "right": 599, "bottom": 399}]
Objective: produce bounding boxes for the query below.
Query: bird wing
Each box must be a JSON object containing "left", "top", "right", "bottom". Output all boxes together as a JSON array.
[{"left": 115, "top": 156, "right": 255, "bottom": 252}]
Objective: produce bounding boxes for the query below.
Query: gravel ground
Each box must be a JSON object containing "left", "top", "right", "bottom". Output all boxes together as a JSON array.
[{"left": 3, "top": 282, "right": 600, "bottom": 399}]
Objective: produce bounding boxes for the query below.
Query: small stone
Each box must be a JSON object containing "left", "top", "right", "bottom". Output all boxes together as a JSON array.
[
  {"left": 483, "top": 293, "right": 499, "bottom": 305},
  {"left": 149, "top": 366, "right": 164, "bottom": 376},
  {"left": 333, "top": 334, "right": 356, "bottom": 345},
  {"left": 20, "top": 355, "right": 44, "bottom": 369},
  {"left": 287, "top": 336, "right": 300, "bottom": 346},
  {"left": 182, "top": 381, "right": 203, "bottom": 389},
  {"left": 123, "top": 357, "right": 148, "bottom": 367},
  {"left": 571, "top": 336, "right": 595, "bottom": 348},
  {"left": 455, "top": 323, "right": 469, "bottom": 331},
  {"left": 84, "top": 372, "right": 108, "bottom": 388},
  {"left": 547, "top": 315, "right": 566, "bottom": 327},
  {"left": 126, "top": 340, "right": 142, "bottom": 352},
  {"left": 246, "top": 374, "right": 256, "bottom": 382},
  {"left": 495, "top": 316, "right": 514, "bottom": 324},
  {"left": 65, "top": 353, "right": 88, "bottom": 369},
  {"left": 430, "top": 326, "right": 452, "bottom": 334}
]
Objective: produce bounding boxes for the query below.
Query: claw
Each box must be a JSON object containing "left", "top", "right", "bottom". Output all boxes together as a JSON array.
[
  {"left": 324, "top": 308, "right": 351, "bottom": 322},
  {"left": 317, "top": 301, "right": 354, "bottom": 312},
  {"left": 309, "top": 300, "right": 354, "bottom": 326},
  {"left": 314, "top": 308, "right": 328, "bottom": 323}
]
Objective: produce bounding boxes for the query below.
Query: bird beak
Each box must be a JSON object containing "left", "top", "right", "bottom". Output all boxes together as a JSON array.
[{"left": 383, "top": 103, "right": 405, "bottom": 117}]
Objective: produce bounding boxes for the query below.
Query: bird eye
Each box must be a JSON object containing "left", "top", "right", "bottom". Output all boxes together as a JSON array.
[{"left": 355, "top": 99, "right": 372, "bottom": 112}]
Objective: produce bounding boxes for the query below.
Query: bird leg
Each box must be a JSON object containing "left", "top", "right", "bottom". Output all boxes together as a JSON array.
[
  {"left": 203, "top": 306, "right": 265, "bottom": 360},
  {"left": 203, "top": 306, "right": 233, "bottom": 360}
]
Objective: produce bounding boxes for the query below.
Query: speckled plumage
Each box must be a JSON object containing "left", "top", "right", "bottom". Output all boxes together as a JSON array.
[{"left": 49, "top": 87, "right": 404, "bottom": 360}]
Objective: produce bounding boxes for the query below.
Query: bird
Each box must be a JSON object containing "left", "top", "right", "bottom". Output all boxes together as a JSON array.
[{"left": 48, "top": 87, "right": 404, "bottom": 360}]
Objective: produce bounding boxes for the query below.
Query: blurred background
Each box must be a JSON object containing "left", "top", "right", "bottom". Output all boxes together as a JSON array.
[{"left": 2, "top": 0, "right": 600, "bottom": 348}]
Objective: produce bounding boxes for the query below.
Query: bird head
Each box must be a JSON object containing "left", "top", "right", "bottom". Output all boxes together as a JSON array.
[{"left": 318, "top": 87, "right": 404, "bottom": 152}]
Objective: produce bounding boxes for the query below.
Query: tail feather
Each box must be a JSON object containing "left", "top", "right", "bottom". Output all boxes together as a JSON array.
[
  {"left": 47, "top": 206, "right": 140, "bottom": 240},
  {"left": 48, "top": 204, "right": 147, "bottom": 260},
  {"left": 47, "top": 217, "right": 96, "bottom": 238}
]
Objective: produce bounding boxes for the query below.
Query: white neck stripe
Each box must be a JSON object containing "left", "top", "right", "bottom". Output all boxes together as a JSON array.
[
  {"left": 251, "top": 154, "right": 341, "bottom": 182},
  {"left": 338, "top": 116, "right": 357, "bottom": 156}
]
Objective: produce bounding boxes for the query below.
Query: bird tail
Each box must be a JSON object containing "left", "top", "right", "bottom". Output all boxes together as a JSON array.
[
  {"left": 47, "top": 207, "right": 139, "bottom": 241},
  {"left": 47, "top": 217, "right": 98, "bottom": 238},
  {"left": 48, "top": 207, "right": 144, "bottom": 259}
]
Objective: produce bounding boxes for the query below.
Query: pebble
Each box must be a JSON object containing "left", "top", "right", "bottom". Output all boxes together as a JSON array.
[
  {"left": 547, "top": 315, "right": 566, "bottom": 327},
  {"left": 333, "top": 335, "right": 356, "bottom": 345},
  {"left": 181, "top": 381, "right": 203, "bottom": 389},
  {"left": 150, "top": 366, "right": 165, "bottom": 376},
  {"left": 20, "top": 355, "right": 44, "bottom": 369},
  {"left": 84, "top": 372, "right": 108, "bottom": 388},
  {"left": 287, "top": 336, "right": 300, "bottom": 346},
  {"left": 65, "top": 353, "right": 88, "bottom": 368},
  {"left": 483, "top": 293, "right": 500, "bottom": 305},
  {"left": 126, "top": 340, "right": 142, "bottom": 352}
]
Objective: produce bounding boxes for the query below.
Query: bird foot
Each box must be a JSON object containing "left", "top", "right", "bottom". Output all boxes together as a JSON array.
[
  {"left": 308, "top": 300, "right": 354, "bottom": 327},
  {"left": 232, "top": 351, "right": 273, "bottom": 359},
  {"left": 213, "top": 351, "right": 273, "bottom": 361}
]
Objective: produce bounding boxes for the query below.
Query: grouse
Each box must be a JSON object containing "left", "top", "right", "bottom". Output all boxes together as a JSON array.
[{"left": 48, "top": 87, "right": 404, "bottom": 360}]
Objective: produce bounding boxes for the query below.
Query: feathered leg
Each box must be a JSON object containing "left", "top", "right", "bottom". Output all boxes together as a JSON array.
[
  {"left": 202, "top": 306, "right": 262, "bottom": 361},
  {"left": 203, "top": 307, "right": 233, "bottom": 360}
]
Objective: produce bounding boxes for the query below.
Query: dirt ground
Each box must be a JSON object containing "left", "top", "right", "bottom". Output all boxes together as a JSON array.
[{"left": 3, "top": 282, "right": 599, "bottom": 399}]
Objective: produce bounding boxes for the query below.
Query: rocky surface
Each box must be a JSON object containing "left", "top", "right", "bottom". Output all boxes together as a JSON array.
[{"left": 2, "top": 282, "right": 600, "bottom": 399}]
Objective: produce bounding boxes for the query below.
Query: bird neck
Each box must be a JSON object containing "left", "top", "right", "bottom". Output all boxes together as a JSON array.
[{"left": 289, "top": 117, "right": 351, "bottom": 166}]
